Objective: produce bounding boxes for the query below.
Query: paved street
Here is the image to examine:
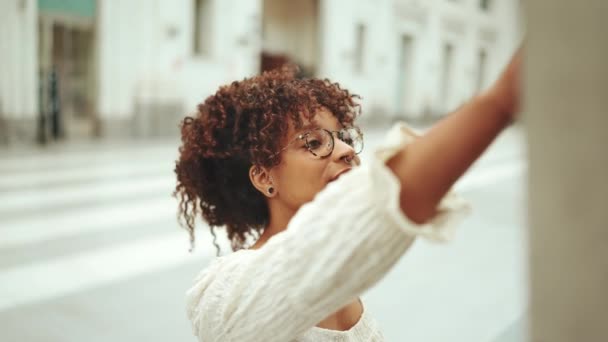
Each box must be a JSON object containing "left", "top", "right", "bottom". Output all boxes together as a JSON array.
[{"left": 0, "top": 124, "right": 528, "bottom": 342}]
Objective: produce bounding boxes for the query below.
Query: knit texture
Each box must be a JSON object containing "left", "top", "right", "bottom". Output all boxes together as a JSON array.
[{"left": 186, "top": 122, "right": 471, "bottom": 341}]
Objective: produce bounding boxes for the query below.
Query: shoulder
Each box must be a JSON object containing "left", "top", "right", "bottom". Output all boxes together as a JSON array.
[
  {"left": 185, "top": 250, "right": 257, "bottom": 334},
  {"left": 187, "top": 249, "right": 256, "bottom": 301}
]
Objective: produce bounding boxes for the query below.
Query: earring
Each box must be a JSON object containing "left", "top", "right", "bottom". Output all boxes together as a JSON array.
[{"left": 268, "top": 176, "right": 274, "bottom": 195}]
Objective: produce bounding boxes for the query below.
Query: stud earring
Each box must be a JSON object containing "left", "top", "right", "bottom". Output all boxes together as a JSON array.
[{"left": 267, "top": 176, "right": 275, "bottom": 195}]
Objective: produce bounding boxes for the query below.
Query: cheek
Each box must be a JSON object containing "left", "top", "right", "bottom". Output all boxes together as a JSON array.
[{"left": 279, "top": 158, "right": 327, "bottom": 204}]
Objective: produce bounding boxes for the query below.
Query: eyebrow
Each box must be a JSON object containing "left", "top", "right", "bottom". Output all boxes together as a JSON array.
[
  {"left": 295, "top": 122, "right": 346, "bottom": 135},
  {"left": 295, "top": 123, "right": 320, "bottom": 135}
]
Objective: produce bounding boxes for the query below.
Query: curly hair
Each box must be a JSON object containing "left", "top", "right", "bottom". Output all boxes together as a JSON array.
[{"left": 173, "top": 66, "right": 361, "bottom": 254}]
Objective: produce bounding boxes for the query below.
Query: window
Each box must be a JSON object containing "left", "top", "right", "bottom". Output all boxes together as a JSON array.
[
  {"left": 395, "top": 35, "right": 414, "bottom": 114},
  {"left": 193, "top": 0, "right": 213, "bottom": 56},
  {"left": 354, "top": 24, "right": 366, "bottom": 73},
  {"left": 440, "top": 43, "right": 454, "bottom": 110},
  {"left": 476, "top": 48, "right": 488, "bottom": 92},
  {"left": 480, "top": 0, "right": 492, "bottom": 12}
]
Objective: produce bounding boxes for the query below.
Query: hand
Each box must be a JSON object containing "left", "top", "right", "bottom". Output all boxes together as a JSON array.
[{"left": 485, "top": 48, "right": 522, "bottom": 122}]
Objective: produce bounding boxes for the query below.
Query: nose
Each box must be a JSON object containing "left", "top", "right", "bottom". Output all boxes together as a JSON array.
[{"left": 332, "top": 136, "right": 356, "bottom": 164}]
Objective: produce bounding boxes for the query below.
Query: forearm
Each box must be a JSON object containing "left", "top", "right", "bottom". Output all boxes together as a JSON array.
[{"left": 387, "top": 93, "right": 511, "bottom": 223}]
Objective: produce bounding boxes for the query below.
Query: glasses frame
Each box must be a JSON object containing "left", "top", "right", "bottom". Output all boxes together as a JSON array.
[{"left": 271, "top": 126, "right": 364, "bottom": 159}]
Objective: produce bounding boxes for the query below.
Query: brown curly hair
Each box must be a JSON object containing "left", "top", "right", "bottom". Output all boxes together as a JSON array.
[{"left": 173, "top": 67, "right": 361, "bottom": 254}]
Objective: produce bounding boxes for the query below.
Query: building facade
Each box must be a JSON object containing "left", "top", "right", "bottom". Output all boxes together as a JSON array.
[{"left": 0, "top": 0, "right": 521, "bottom": 143}]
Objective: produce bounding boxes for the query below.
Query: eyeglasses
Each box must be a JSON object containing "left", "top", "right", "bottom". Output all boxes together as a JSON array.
[{"left": 272, "top": 127, "right": 364, "bottom": 159}]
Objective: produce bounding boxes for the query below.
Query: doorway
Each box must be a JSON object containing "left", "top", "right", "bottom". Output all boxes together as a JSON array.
[
  {"left": 261, "top": 0, "right": 319, "bottom": 77},
  {"left": 38, "top": 0, "right": 97, "bottom": 141}
]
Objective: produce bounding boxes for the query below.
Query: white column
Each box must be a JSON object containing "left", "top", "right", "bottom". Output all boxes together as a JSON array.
[
  {"left": 0, "top": 0, "right": 8, "bottom": 117},
  {"left": 22, "top": 0, "right": 38, "bottom": 119},
  {"left": 0, "top": 0, "right": 37, "bottom": 120},
  {"left": 526, "top": 1, "right": 608, "bottom": 341}
]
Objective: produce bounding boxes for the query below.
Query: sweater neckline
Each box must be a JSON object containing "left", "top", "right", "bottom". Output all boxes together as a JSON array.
[
  {"left": 309, "top": 299, "right": 369, "bottom": 336},
  {"left": 227, "top": 250, "right": 376, "bottom": 337}
]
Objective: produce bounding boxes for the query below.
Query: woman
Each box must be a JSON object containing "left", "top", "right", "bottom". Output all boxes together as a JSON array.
[{"left": 174, "top": 51, "right": 521, "bottom": 341}]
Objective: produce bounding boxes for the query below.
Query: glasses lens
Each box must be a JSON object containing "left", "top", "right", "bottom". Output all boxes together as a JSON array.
[
  {"left": 306, "top": 129, "right": 333, "bottom": 157},
  {"left": 339, "top": 128, "right": 364, "bottom": 154}
]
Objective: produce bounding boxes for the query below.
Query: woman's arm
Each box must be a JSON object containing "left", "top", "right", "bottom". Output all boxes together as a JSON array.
[{"left": 389, "top": 50, "right": 521, "bottom": 224}]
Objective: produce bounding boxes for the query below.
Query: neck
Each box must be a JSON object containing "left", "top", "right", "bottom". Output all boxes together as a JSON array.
[{"left": 252, "top": 199, "right": 297, "bottom": 248}]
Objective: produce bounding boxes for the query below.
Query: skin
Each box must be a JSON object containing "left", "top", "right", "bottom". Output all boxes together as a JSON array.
[
  {"left": 248, "top": 50, "right": 522, "bottom": 331},
  {"left": 249, "top": 108, "right": 358, "bottom": 247}
]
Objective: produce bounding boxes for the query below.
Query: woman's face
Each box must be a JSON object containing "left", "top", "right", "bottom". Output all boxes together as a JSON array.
[{"left": 270, "top": 108, "right": 359, "bottom": 211}]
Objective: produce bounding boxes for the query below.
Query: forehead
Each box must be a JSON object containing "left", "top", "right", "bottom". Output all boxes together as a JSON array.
[{"left": 290, "top": 108, "right": 342, "bottom": 135}]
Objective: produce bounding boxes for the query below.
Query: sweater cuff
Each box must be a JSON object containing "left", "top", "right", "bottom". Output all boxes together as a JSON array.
[{"left": 369, "top": 122, "right": 472, "bottom": 242}]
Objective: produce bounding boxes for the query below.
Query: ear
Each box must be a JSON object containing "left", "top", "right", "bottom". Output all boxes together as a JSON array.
[{"left": 249, "top": 165, "right": 276, "bottom": 198}]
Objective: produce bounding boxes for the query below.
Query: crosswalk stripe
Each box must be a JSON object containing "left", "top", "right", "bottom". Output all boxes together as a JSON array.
[
  {"left": 0, "top": 175, "right": 174, "bottom": 215},
  {"left": 0, "top": 145, "right": 176, "bottom": 174},
  {"left": 0, "top": 160, "right": 168, "bottom": 191},
  {"left": 0, "top": 231, "right": 214, "bottom": 313},
  {"left": 0, "top": 197, "right": 176, "bottom": 248}
]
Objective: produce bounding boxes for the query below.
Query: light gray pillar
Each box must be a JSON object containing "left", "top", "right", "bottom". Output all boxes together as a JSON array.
[{"left": 526, "top": 1, "right": 608, "bottom": 341}]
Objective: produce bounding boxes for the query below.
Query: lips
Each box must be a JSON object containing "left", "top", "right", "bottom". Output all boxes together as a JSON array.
[{"left": 329, "top": 168, "right": 352, "bottom": 183}]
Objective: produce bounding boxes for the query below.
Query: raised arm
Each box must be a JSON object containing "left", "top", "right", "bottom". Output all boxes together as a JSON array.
[{"left": 389, "top": 50, "right": 521, "bottom": 224}]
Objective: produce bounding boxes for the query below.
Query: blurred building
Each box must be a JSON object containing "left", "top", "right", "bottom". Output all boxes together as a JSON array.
[{"left": 0, "top": 0, "right": 521, "bottom": 143}]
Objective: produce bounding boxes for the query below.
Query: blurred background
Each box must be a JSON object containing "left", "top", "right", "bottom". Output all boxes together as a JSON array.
[
  {"left": 0, "top": 0, "right": 523, "bottom": 142},
  {"left": 0, "top": 0, "right": 531, "bottom": 341}
]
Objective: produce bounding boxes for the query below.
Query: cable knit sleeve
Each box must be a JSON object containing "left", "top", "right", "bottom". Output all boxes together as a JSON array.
[{"left": 186, "top": 121, "right": 471, "bottom": 342}]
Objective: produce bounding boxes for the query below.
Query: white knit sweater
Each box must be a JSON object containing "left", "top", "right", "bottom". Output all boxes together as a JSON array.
[{"left": 186, "top": 122, "right": 471, "bottom": 341}]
